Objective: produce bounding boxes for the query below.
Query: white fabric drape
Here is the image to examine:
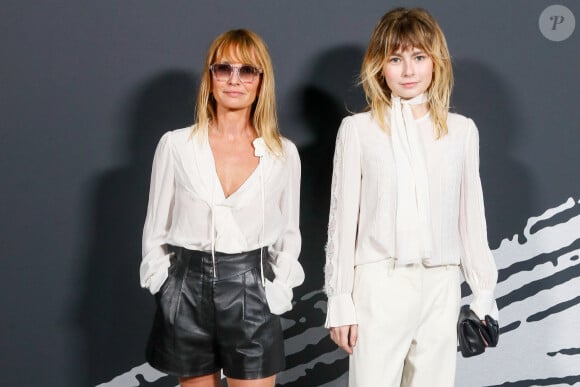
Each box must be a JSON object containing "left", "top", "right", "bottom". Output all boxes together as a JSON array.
[{"left": 390, "top": 94, "right": 433, "bottom": 262}]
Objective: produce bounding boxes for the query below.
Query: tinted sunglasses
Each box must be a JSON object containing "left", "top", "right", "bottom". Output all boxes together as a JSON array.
[{"left": 210, "top": 63, "right": 263, "bottom": 83}]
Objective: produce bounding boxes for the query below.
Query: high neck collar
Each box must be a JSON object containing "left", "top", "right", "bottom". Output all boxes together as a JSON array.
[{"left": 392, "top": 93, "right": 429, "bottom": 105}]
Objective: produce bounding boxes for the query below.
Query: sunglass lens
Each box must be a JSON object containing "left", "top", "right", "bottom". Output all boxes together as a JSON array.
[
  {"left": 213, "top": 64, "right": 232, "bottom": 80},
  {"left": 239, "top": 66, "right": 256, "bottom": 82}
]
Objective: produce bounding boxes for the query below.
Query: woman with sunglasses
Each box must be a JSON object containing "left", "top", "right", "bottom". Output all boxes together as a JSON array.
[
  {"left": 324, "top": 8, "right": 498, "bottom": 387},
  {"left": 140, "top": 29, "right": 304, "bottom": 387}
]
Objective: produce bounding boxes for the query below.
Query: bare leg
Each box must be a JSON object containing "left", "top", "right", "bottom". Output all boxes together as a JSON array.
[
  {"left": 180, "top": 372, "right": 221, "bottom": 387},
  {"left": 227, "top": 375, "right": 276, "bottom": 387}
]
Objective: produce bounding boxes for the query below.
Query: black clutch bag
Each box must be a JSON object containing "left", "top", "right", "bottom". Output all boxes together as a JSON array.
[{"left": 457, "top": 305, "right": 499, "bottom": 357}]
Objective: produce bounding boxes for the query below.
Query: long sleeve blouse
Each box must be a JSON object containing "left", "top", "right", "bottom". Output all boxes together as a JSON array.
[
  {"left": 141, "top": 126, "right": 304, "bottom": 314},
  {"left": 324, "top": 112, "right": 498, "bottom": 328}
]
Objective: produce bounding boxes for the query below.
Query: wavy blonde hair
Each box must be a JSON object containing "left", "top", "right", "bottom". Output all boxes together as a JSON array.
[
  {"left": 193, "top": 29, "right": 283, "bottom": 155},
  {"left": 361, "top": 7, "right": 453, "bottom": 138}
]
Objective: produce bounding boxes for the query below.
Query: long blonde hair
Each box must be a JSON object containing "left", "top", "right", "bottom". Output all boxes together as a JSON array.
[
  {"left": 360, "top": 7, "right": 453, "bottom": 138},
  {"left": 194, "top": 29, "right": 283, "bottom": 155}
]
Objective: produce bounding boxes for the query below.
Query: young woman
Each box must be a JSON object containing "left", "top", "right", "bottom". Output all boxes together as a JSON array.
[
  {"left": 324, "top": 8, "right": 498, "bottom": 387},
  {"left": 140, "top": 29, "right": 304, "bottom": 387}
]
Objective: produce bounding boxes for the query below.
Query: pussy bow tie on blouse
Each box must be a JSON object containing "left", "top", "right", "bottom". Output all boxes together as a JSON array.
[{"left": 390, "top": 93, "right": 433, "bottom": 261}]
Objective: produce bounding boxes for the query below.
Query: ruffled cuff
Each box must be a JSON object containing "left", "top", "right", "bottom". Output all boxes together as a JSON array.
[
  {"left": 325, "top": 293, "right": 357, "bottom": 328},
  {"left": 139, "top": 252, "right": 172, "bottom": 294},
  {"left": 470, "top": 289, "right": 499, "bottom": 321},
  {"left": 265, "top": 279, "right": 293, "bottom": 315}
]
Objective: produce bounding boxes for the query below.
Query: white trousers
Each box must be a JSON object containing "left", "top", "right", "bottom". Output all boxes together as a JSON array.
[{"left": 350, "top": 260, "right": 460, "bottom": 387}]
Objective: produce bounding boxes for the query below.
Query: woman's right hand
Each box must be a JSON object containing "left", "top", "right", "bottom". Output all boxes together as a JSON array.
[{"left": 329, "top": 324, "right": 358, "bottom": 354}]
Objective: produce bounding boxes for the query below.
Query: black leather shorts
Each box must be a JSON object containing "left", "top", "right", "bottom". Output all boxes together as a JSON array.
[{"left": 146, "top": 246, "right": 285, "bottom": 379}]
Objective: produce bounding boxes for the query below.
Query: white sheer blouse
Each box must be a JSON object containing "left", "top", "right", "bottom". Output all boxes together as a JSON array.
[
  {"left": 324, "top": 112, "right": 498, "bottom": 328},
  {"left": 141, "top": 126, "right": 304, "bottom": 315}
]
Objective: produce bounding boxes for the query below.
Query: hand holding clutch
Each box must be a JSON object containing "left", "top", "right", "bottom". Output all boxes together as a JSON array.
[{"left": 457, "top": 304, "right": 499, "bottom": 357}]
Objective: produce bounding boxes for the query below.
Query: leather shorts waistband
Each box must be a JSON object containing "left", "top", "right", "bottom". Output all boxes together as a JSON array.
[{"left": 167, "top": 246, "right": 274, "bottom": 281}]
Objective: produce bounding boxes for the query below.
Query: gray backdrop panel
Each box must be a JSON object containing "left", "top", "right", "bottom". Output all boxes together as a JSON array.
[{"left": 1, "top": 1, "right": 578, "bottom": 386}]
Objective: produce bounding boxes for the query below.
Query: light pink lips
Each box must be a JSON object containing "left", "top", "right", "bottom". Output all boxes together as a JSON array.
[{"left": 401, "top": 82, "right": 418, "bottom": 88}]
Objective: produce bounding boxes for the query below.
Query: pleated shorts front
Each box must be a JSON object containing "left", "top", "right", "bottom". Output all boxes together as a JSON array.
[{"left": 146, "top": 246, "right": 285, "bottom": 380}]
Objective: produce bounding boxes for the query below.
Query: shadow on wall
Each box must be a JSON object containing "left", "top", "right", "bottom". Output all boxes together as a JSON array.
[
  {"left": 296, "top": 44, "right": 366, "bottom": 295},
  {"left": 452, "top": 59, "right": 533, "bottom": 249},
  {"left": 281, "top": 45, "right": 366, "bottom": 387},
  {"left": 75, "top": 71, "right": 197, "bottom": 387}
]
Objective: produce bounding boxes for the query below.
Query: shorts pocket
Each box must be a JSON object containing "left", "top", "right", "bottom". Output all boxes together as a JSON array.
[
  {"left": 156, "top": 255, "right": 185, "bottom": 326},
  {"left": 158, "top": 254, "right": 178, "bottom": 298},
  {"left": 242, "top": 268, "right": 268, "bottom": 322}
]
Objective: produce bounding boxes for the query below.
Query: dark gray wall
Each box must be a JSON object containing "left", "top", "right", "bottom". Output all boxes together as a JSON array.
[{"left": 1, "top": 1, "right": 579, "bottom": 386}]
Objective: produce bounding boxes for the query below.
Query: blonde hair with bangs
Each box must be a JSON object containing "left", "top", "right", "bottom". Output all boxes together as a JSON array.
[
  {"left": 361, "top": 7, "right": 453, "bottom": 138},
  {"left": 194, "top": 29, "right": 283, "bottom": 155}
]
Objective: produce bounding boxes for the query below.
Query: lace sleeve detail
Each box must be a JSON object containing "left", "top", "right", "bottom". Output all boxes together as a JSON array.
[
  {"left": 324, "top": 117, "right": 361, "bottom": 298},
  {"left": 324, "top": 134, "right": 342, "bottom": 296}
]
